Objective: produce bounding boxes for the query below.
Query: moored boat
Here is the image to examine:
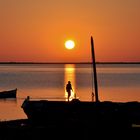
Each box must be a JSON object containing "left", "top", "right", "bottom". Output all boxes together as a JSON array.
[
  {"left": 21, "top": 97, "right": 140, "bottom": 127},
  {"left": 0, "top": 88, "right": 17, "bottom": 99}
]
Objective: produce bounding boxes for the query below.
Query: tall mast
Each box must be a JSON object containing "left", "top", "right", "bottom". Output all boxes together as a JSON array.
[{"left": 91, "top": 36, "right": 99, "bottom": 102}]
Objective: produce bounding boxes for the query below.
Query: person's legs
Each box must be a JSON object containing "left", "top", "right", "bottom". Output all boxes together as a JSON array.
[{"left": 68, "top": 91, "right": 70, "bottom": 101}]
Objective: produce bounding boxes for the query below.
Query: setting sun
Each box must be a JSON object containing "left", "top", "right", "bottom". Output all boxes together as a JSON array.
[{"left": 65, "top": 40, "right": 75, "bottom": 50}]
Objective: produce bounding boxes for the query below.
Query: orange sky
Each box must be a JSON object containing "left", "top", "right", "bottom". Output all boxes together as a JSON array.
[{"left": 0, "top": 0, "right": 140, "bottom": 62}]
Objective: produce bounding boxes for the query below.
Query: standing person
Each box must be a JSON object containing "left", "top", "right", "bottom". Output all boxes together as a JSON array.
[{"left": 66, "top": 81, "right": 73, "bottom": 101}]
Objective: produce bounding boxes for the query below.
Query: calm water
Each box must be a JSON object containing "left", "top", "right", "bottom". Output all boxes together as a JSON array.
[{"left": 0, "top": 63, "right": 140, "bottom": 120}]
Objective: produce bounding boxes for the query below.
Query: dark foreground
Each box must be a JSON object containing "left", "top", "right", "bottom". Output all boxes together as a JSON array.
[
  {"left": 0, "top": 100, "right": 140, "bottom": 140},
  {"left": 0, "top": 119, "right": 140, "bottom": 140}
]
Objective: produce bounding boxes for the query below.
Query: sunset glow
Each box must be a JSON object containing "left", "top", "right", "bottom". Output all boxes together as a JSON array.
[{"left": 0, "top": 0, "right": 140, "bottom": 62}]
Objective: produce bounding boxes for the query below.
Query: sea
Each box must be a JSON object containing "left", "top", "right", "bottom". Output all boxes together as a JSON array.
[{"left": 0, "top": 63, "right": 140, "bottom": 121}]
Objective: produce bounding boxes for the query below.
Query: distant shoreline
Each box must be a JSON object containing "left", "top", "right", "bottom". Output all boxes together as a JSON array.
[{"left": 0, "top": 62, "right": 140, "bottom": 64}]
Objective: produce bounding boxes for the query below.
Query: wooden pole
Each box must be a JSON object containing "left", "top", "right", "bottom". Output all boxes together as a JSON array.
[{"left": 91, "top": 36, "right": 99, "bottom": 102}]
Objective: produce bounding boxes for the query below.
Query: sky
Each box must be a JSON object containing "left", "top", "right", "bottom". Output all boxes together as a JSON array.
[{"left": 0, "top": 0, "right": 140, "bottom": 63}]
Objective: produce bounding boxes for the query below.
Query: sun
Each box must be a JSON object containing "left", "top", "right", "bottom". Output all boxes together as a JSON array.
[{"left": 65, "top": 40, "right": 75, "bottom": 50}]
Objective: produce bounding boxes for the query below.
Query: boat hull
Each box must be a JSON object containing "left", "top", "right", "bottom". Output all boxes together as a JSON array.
[
  {"left": 21, "top": 98, "right": 140, "bottom": 128},
  {"left": 0, "top": 88, "right": 17, "bottom": 99}
]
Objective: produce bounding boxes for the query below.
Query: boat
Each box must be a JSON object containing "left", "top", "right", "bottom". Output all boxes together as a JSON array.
[
  {"left": 21, "top": 37, "right": 140, "bottom": 128},
  {"left": 0, "top": 88, "right": 17, "bottom": 99}
]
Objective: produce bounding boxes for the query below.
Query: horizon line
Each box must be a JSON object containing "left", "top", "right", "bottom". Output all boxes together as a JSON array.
[{"left": 0, "top": 61, "right": 140, "bottom": 64}]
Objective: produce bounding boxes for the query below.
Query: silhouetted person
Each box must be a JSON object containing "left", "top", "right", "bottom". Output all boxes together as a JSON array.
[{"left": 66, "top": 81, "right": 73, "bottom": 101}]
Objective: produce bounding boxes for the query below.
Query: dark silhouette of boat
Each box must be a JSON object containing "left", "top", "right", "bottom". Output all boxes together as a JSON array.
[
  {"left": 22, "top": 97, "right": 140, "bottom": 128},
  {"left": 0, "top": 88, "right": 17, "bottom": 99},
  {"left": 21, "top": 37, "right": 140, "bottom": 128}
]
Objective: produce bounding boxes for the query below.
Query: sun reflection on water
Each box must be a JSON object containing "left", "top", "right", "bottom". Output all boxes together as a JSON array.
[{"left": 64, "top": 64, "right": 76, "bottom": 101}]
